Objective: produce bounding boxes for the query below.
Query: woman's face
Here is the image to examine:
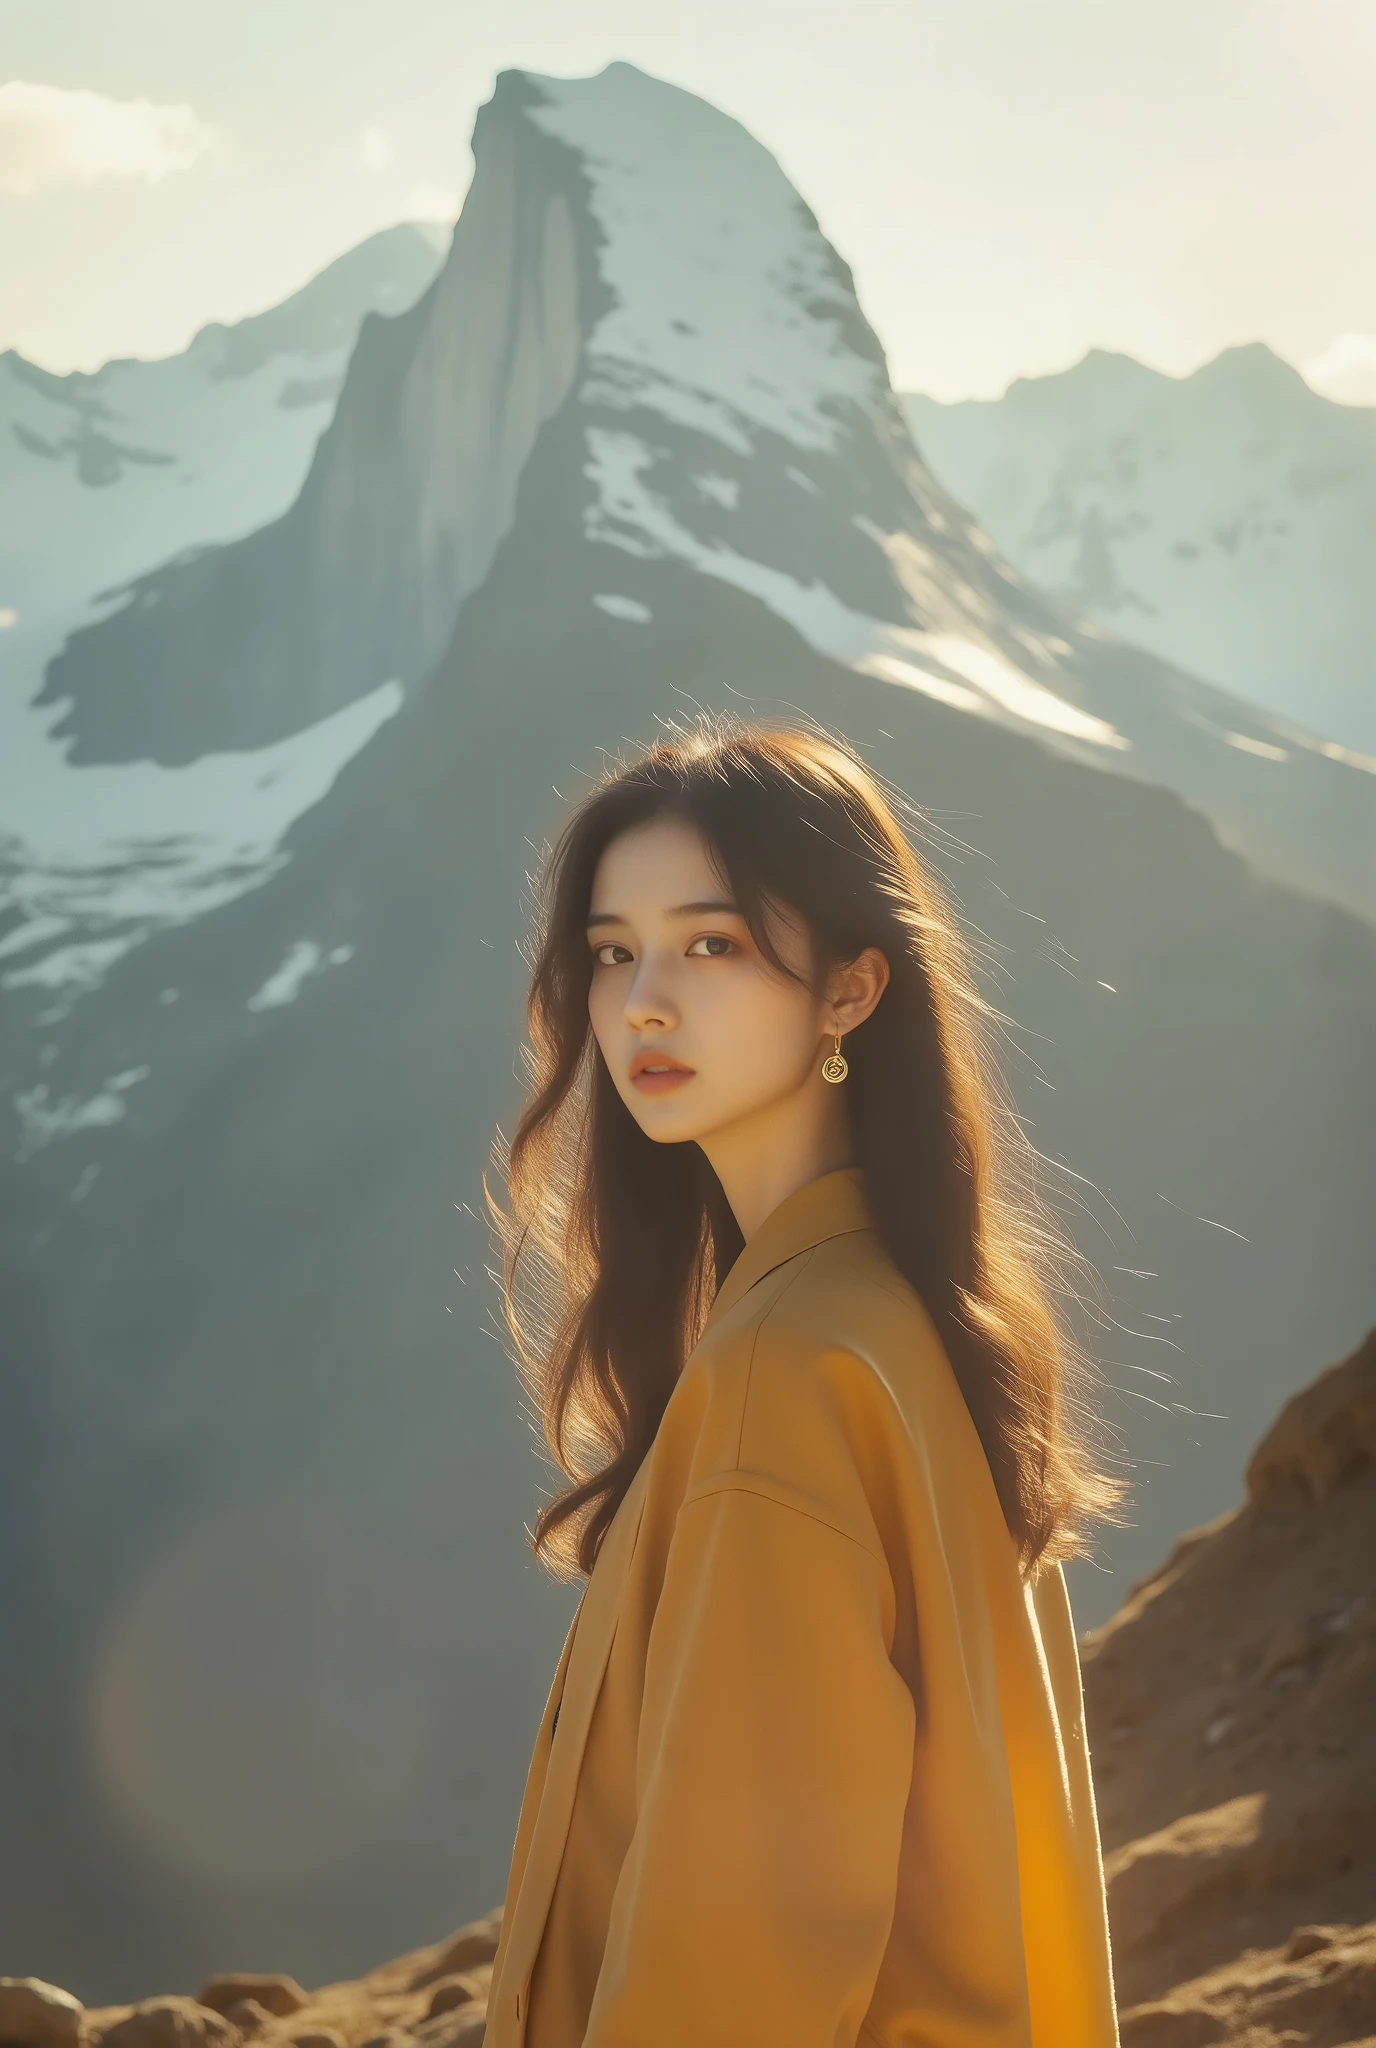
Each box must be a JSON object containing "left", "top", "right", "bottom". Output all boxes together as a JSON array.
[{"left": 586, "top": 816, "right": 830, "bottom": 1150}]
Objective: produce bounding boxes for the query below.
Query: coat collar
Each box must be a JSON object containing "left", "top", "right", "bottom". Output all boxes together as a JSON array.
[
  {"left": 702, "top": 1164, "right": 875, "bottom": 1333},
  {"left": 490, "top": 1165, "right": 874, "bottom": 2041}
]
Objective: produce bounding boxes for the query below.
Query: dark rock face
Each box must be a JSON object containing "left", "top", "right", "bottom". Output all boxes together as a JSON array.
[
  {"left": 1, "top": 60, "right": 1373, "bottom": 2002},
  {"left": 187, "top": 225, "right": 448, "bottom": 383},
  {"left": 37, "top": 81, "right": 591, "bottom": 764}
]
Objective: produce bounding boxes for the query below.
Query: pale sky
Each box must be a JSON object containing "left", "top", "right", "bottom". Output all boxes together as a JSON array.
[{"left": 3, "top": 0, "right": 1374, "bottom": 401}]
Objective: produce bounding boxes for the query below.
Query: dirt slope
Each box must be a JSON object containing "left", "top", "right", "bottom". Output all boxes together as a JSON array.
[{"left": 1082, "top": 1328, "right": 1376, "bottom": 2044}]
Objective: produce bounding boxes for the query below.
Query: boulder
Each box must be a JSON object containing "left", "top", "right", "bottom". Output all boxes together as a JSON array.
[
  {"left": 423, "top": 1979, "right": 481, "bottom": 2020},
  {"left": 413, "top": 1920, "right": 500, "bottom": 1989},
  {"left": 195, "top": 1985, "right": 305, "bottom": 2025},
  {"left": 214, "top": 2010, "right": 268, "bottom": 2039},
  {"left": 100, "top": 2001, "right": 238, "bottom": 2048},
  {"left": 0, "top": 1981, "right": 85, "bottom": 2048},
  {"left": 435, "top": 2025, "right": 483, "bottom": 2048},
  {"left": 1283, "top": 1924, "right": 1335, "bottom": 1961},
  {"left": 413, "top": 2008, "right": 488, "bottom": 2048}
]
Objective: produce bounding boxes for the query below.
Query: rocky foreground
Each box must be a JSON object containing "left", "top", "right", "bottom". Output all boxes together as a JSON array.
[
  {"left": 1084, "top": 1328, "right": 1376, "bottom": 2045},
  {"left": 3, "top": 1333, "right": 1372, "bottom": 2048}
]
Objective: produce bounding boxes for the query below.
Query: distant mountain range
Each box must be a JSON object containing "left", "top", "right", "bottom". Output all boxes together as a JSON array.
[
  {"left": 904, "top": 346, "right": 1376, "bottom": 756},
  {"left": 1, "top": 221, "right": 447, "bottom": 674},
  {"left": 1, "top": 63, "right": 1372, "bottom": 2002}
]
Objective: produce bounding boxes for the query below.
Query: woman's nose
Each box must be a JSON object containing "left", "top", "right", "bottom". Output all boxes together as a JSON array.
[{"left": 624, "top": 957, "right": 678, "bottom": 1032}]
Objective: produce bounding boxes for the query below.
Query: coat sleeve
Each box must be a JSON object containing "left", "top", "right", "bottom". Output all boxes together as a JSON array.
[{"left": 582, "top": 1475, "right": 917, "bottom": 2048}]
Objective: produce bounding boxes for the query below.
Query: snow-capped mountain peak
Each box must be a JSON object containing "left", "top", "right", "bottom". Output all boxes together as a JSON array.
[
  {"left": 531, "top": 63, "right": 886, "bottom": 457},
  {"left": 5, "top": 63, "right": 1371, "bottom": 1063}
]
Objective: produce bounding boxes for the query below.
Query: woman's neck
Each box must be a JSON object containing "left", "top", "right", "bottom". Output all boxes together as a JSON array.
[{"left": 697, "top": 1081, "right": 856, "bottom": 1240}]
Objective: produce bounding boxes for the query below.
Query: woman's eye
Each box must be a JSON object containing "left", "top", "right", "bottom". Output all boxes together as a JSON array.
[
  {"left": 687, "top": 934, "right": 737, "bottom": 958},
  {"left": 592, "top": 942, "right": 633, "bottom": 967}
]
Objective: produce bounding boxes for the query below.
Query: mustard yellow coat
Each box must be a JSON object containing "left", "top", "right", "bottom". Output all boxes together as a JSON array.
[{"left": 487, "top": 1167, "right": 1119, "bottom": 2047}]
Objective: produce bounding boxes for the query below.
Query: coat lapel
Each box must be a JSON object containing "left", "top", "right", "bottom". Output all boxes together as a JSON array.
[
  {"left": 493, "top": 1167, "right": 875, "bottom": 2036},
  {"left": 494, "top": 1451, "right": 653, "bottom": 2038},
  {"left": 490, "top": 1598, "right": 583, "bottom": 1978},
  {"left": 701, "top": 1165, "right": 873, "bottom": 1335}
]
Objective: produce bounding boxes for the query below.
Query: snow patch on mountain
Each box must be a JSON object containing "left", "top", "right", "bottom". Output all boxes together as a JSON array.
[
  {"left": 532, "top": 69, "right": 1140, "bottom": 764},
  {"left": 13, "top": 1062, "right": 150, "bottom": 1162},
  {"left": 530, "top": 64, "right": 884, "bottom": 458},
  {"left": 582, "top": 427, "right": 1129, "bottom": 751},
  {"left": 592, "top": 592, "right": 652, "bottom": 623},
  {"left": 1, "top": 681, "right": 402, "bottom": 1023},
  {"left": 247, "top": 939, "right": 355, "bottom": 1011}
]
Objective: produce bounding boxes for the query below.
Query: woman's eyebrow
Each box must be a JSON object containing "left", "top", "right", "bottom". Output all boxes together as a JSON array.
[{"left": 586, "top": 898, "right": 739, "bottom": 929}]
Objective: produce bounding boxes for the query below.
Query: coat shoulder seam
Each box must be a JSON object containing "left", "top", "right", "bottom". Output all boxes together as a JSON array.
[{"left": 676, "top": 1470, "right": 889, "bottom": 1567}]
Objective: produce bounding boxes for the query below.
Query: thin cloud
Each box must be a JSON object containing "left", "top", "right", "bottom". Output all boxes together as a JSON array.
[
  {"left": 0, "top": 80, "right": 220, "bottom": 195},
  {"left": 359, "top": 123, "right": 396, "bottom": 174},
  {"left": 404, "top": 181, "right": 459, "bottom": 222},
  {"left": 1303, "top": 332, "right": 1376, "bottom": 407}
]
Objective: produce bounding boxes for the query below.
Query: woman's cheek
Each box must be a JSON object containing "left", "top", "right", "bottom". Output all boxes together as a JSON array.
[{"left": 587, "top": 985, "right": 616, "bottom": 1064}]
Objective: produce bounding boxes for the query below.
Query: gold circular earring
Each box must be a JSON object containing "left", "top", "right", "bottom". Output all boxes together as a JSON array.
[{"left": 820, "top": 1033, "right": 849, "bottom": 1084}]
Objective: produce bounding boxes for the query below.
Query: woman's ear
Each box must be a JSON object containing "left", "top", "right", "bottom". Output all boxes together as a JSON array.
[{"left": 827, "top": 946, "right": 890, "bottom": 1034}]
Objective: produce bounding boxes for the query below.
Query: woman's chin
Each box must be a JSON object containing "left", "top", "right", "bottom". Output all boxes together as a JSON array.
[
  {"left": 623, "top": 1083, "right": 725, "bottom": 1147},
  {"left": 631, "top": 1104, "right": 711, "bottom": 1146}
]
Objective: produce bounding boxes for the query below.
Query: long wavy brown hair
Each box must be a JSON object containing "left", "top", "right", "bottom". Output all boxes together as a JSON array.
[{"left": 490, "top": 716, "right": 1117, "bottom": 1579}]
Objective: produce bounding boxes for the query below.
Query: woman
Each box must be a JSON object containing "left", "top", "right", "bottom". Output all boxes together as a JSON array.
[{"left": 485, "top": 719, "right": 1121, "bottom": 2047}]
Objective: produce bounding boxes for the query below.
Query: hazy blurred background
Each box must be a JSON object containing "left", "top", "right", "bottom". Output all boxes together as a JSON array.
[{"left": 2, "top": 0, "right": 1373, "bottom": 2008}]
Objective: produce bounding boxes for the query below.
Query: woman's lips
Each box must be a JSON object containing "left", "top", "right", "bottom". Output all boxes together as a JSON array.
[{"left": 630, "top": 1059, "right": 695, "bottom": 1095}]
